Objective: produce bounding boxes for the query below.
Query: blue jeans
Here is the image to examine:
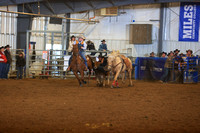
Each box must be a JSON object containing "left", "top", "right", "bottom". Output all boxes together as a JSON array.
[
  {"left": 5, "top": 63, "right": 10, "bottom": 79},
  {"left": 79, "top": 51, "right": 88, "bottom": 67},
  {"left": 17, "top": 66, "right": 23, "bottom": 79},
  {"left": 0, "top": 63, "right": 6, "bottom": 79},
  {"left": 161, "top": 68, "right": 171, "bottom": 82}
]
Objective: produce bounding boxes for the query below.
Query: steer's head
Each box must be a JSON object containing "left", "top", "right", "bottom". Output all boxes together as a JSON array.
[{"left": 94, "top": 61, "right": 101, "bottom": 70}]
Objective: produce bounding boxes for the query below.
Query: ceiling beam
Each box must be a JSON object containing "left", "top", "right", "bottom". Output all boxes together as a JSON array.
[
  {"left": 64, "top": 2, "right": 74, "bottom": 12},
  {"left": 43, "top": 0, "right": 55, "bottom": 14},
  {"left": 108, "top": 0, "right": 115, "bottom": 6},
  {"left": 25, "top": 3, "right": 34, "bottom": 13},
  {"left": 0, "top": 9, "right": 99, "bottom": 22},
  {"left": 86, "top": 0, "right": 95, "bottom": 9}
]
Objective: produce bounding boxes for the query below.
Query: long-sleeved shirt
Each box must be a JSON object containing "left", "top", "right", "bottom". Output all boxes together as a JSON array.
[
  {"left": 68, "top": 40, "right": 74, "bottom": 52},
  {"left": 164, "top": 56, "right": 173, "bottom": 68},
  {"left": 4, "top": 50, "right": 12, "bottom": 64},
  {"left": 73, "top": 41, "right": 87, "bottom": 51},
  {"left": 0, "top": 51, "right": 7, "bottom": 63},
  {"left": 98, "top": 43, "right": 107, "bottom": 51},
  {"left": 16, "top": 56, "right": 26, "bottom": 67}
]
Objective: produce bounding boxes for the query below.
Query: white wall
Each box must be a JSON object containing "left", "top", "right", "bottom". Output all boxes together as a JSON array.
[
  {"left": 70, "top": 3, "right": 200, "bottom": 57},
  {"left": 70, "top": 4, "right": 160, "bottom": 57},
  {"left": 0, "top": 5, "right": 17, "bottom": 49}
]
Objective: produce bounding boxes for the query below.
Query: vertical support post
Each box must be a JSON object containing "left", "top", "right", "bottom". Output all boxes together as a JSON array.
[
  {"left": 158, "top": 3, "right": 167, "bottom": 55},
  {"left": 61, "top": 19, "right": 66, "bottom": 51},
  {"left": 43, "top": 17, "right": 48, "bottom": 50},
  {"left": 66, "top": 13, "right": 71, "bottom": 55},
  {"left": 51, "top": 32, "right": 54, "bottom": 49},
  {"left": 26, "top": 31, "right": 30, "bottom": 78}
]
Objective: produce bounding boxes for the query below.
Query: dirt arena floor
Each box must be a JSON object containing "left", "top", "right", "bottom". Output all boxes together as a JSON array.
[{"left": 0, "top": 78, "right": 200, "bottom": 133}]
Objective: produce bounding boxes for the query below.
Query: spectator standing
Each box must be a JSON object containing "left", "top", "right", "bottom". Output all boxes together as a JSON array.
[
  {"left": 4, "top": 45, "right": 12, "bottom": 79},
  {"left": 149, "top": 52, "right": 155, "bottom": 57},
  {"left": 160, "top": 51, "right": 174, "bottom": 83},
  {"left": 174, "top": 49, "right": 180, "bottom": 56},
  {"left": 186, "top": 49, "right": 194, "bottom": 57},
  {"left": 16, "top": 53, "right": 26, "bottom": 79},
  {"left": 0, "top": 46, "right": 7, "bottom": 79},
  {"left": 145, "top": 52, "right": 155, "bottom": 81},
  {"left": 99, "top": 39, "right": 107, "bottom": 56},
  {"left": 161, "top": 52, "right": 167, "bottom": 58}
]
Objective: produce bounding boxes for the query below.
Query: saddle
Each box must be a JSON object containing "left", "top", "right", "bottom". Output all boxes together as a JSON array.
[{"left": 119, "top": 55, "right": 132, "bottom": 69}]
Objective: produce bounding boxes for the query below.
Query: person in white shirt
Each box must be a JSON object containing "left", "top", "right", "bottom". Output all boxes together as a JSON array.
[{"left": 68, "top": 35, "right": 76, "bottom": 55}]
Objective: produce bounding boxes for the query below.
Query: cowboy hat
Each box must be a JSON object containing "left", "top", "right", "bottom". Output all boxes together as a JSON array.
[
  {"left": 101, "top": 39, "right": 106, "bottom": 42},
  {"left": 78, "top": 34, "right": 86, "bottom": 40},
  {"left": 186, "top": 49, "right": 193, "bottom": 53},
  {"left": 5, "top": 45, "right": 11, "bottom": 48},
  {"left": 150, "top": 52, "right": 155, "bottom": 55},
  {"left": 174, "top": 49, "right": 180, "bottom": 53},
  {"left": 0, "top": 46, "right": 5, "bottom": 49},
  {"left": 161, "top": 51, "right": 167, "bottom": 55}
]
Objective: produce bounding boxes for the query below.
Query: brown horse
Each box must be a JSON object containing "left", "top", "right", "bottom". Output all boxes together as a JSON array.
[
  {"left": 70, "top": 44, "right": 87, "bottom": 86},
  {"left": 86, "top": 55, "right": 94, "bottom": 81}
]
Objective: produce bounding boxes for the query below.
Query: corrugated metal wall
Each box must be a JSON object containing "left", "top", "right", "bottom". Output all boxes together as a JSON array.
[
  {"left": 0, "top": 6, "right": 17, "bottom": 49},
  {"left": 30, "top": 17, "right": 64, "bottom": 51},
  {"left": 30, "top": 17, "right": 46, "bottom": 50}
]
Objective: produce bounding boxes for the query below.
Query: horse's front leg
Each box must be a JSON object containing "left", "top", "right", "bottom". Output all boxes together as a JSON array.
[
  {"left": 80, "top": 70, "right": 86, "bottom": 84},
  {"left": 73, "top": 71, "right": 82, "bottom": 86},
  {"left": 112, "top": 71, "right": 120, "bottom": 88}
]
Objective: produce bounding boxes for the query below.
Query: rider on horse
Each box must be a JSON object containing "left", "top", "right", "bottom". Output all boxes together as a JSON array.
[{"left": 67, "top": 35, "right": 88, "bottom": 71}]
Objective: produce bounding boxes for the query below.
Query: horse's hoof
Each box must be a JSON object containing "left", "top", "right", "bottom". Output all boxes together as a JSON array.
[{"left": 128, "top": 85, "right": 133, "bottom": 87}]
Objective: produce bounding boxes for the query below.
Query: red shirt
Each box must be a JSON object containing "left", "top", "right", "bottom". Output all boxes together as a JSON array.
[{"left": 0, "top": 51, "right": 7, "bottom": 63}]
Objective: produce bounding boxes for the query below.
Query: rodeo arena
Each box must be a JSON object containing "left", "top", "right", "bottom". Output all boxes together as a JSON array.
[{"left": 1, "top": 0, "right": 200, "bottom": 133}]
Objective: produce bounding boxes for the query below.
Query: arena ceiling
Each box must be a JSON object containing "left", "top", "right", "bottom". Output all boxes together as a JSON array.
[{"left": 0, "top": 0, "right": 199, "bottom": 14}]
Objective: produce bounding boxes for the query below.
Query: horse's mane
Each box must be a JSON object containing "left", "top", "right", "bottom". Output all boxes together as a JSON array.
[{"left": 72, "top": 44, "right": 79, "bottom": 54}]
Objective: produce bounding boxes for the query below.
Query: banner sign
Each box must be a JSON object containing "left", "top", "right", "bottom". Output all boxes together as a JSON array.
[
  {"left": 134, "top": 57, "right": 167, "bottom": 80},
  {"left": 179, "top": 2, "right": 200, "bottom": 42}
]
